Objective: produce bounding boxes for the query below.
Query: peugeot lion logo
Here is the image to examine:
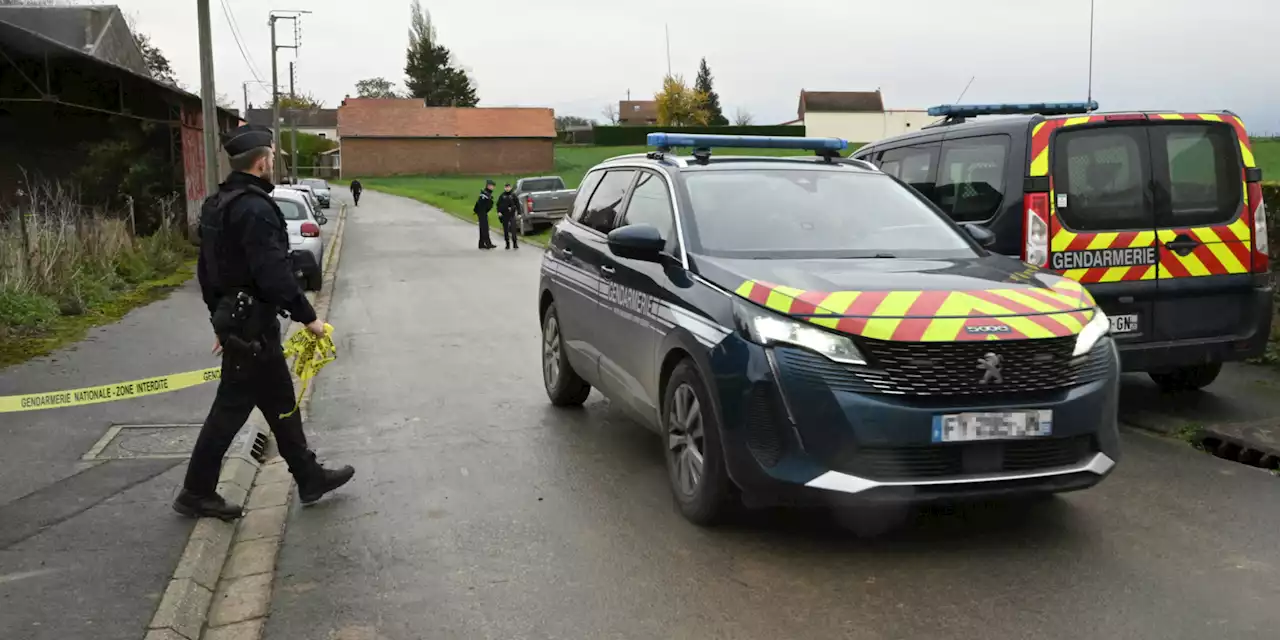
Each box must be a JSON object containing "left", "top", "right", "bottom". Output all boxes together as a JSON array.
[{"left": 976, "top": 352, "right": 1003, "bottom": 384}]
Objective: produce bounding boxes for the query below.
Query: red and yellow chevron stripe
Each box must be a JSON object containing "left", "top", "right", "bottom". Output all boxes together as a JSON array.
[
  {"left": 1031, "top": 111, "right": 1260, "bottom": 282},
  {"left": 735, "top": 280, "right": 1096, "bottom": 343}
]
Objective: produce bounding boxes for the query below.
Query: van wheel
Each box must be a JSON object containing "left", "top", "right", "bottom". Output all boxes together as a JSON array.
[
  {"left": 1149, "top": 362, "right": 1222, "bottom": 392},
  {"left": 663, "top": 360, "right": 735, "bottom": 526},
  {"left": 542, "top": 304, "right": 591, "bottom": 406}
]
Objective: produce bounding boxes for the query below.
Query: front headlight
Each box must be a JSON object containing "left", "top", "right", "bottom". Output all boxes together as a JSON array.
[
  {"left": 735, "top": 300, "right": 866, "bottom": 365},
  {"left": 1072, "top": 308, "right": 1110, "bottom": 357}
]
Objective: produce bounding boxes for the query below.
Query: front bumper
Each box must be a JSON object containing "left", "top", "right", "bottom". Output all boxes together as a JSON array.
[{"left": 709, "top": 336, "right": 1122, "bottom": 506}]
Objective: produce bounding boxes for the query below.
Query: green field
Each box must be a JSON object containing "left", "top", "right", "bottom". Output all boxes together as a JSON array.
[
  {"left": 357, "top": 145, "right": 829, "bottom": 245},
  {"left": 1254, "top": 138, "right": 1279, "bottom": 180}
]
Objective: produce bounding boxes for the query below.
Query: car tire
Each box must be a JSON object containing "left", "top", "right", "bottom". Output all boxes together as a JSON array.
[
  {"left": 542, "top": 304, "right": 591, "bottom": 406},
  {"left": 663, "top": 360, "right": 736, "bottom": 526},
  {"left": 1149, "top": 362, "right": 1222, "bottom": 392}
]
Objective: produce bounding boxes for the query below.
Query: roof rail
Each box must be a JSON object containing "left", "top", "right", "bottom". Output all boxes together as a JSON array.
[{"left": 924, "top": 101, "right": 1099, "bottom": 127}]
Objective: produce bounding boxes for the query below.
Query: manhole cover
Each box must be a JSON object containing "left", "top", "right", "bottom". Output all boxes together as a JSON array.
[{"left": 83, "top": 424, "right": 202, "bottom": 460}]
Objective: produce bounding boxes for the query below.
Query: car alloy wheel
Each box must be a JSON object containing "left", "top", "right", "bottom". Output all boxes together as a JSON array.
[
  {"left": 542, "top": 313, "right": 562, "bottom": 390},
  {"left": 667, "top": 383, "right": 705, "bottom": 497}
]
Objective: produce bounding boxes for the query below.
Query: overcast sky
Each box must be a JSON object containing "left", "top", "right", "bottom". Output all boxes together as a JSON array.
[{"left": 118, "top": 0, "right": 1277, "bottom": 134}]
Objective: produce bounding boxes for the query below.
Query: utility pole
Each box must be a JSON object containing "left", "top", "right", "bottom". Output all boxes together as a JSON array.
[
  {"left": 289, "top": 61, "right": 295, "bottom": 98},
  {"left": 289, "top": 61, "right": 298, "bottom": 182},
  {"left": 664, "top": 24, "right": 672, "bottom": 77},
  {"left": 197, "top": 0, "right": 220, "bottom": 198},
  {"left": 243, "top": 82, "right": 249, "bottom": 118},
  {"left": 268, "top": 10, "right": 309, "bottom": 183}
]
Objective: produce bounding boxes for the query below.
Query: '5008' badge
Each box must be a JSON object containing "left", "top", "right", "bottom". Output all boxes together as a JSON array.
[{"left": 965, "top": 324, "right": 1011, "bottom": 334}]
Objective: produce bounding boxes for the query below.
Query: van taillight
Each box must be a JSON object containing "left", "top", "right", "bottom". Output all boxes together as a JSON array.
[
  {"left": 300, "top": 222, "right": 320, "bottom": 237},
  {"left": 1023, "top": 193, "right": 1050, "bottom": 266},
  {"left": 1250, "top": 182, "right": 1269, "bottom": 272}
]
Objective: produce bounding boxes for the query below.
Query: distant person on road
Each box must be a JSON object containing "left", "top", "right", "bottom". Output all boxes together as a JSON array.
[
  {"left": 496, "top": 182, "right": 520, "bottom": 250},
  {"left": 179, "top": 123, "right": 355, "bottom": 521},
  {"left": 350, "top": 179, "right": 362, "bottom": 207},
  {"left": 473, "top": 179, "right": 497, "bottom": 250}
]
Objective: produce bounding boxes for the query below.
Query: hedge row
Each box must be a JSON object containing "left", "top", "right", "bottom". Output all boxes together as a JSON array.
[
  {"left": 1264, "top": 183, "right": 1280, "bottom": 267},
  {"left": 593, "top": 125, "right": 806, "bottom": 147}
]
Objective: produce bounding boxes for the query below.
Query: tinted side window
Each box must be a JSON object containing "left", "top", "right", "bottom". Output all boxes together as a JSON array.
[
  {"left": 620, "top": 171, "right": 675, "bottom": 240},
  {"left": 580, "top": 170, "right": 635, "bottom": 234},
  {"left": 877, "top": 144, "right": 938, "bottom": 201},
  {"left": 570, "top": 171, "right": 605, "bottom": 222},
  {"left": 1155, "top": 124, "right": 1241, "bottom": 227},
  {"left": 935, "top": 135, "right": 1009, "bottom": 223},
  {"left": 1053, "top": 126, "right": 1151, "bottom": 232}
]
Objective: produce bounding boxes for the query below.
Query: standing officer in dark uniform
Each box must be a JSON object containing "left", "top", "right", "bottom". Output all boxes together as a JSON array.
[
  {"left": 175, "top": 124, "right": 355, "bottom": 521},
  {"left": 473, "top": 179, "right": 497, "bottom": 250},
  {"left": 496, "top": 182, "right": 520, "bottom": 250}
]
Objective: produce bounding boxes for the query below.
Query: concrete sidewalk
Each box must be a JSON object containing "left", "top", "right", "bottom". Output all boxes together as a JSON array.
[
  {"left": 1120, "top": 364, "right": 1280, "bottom": 468},
  {"left": 0, "top": 278, "right": 220, "bottom": 640}
]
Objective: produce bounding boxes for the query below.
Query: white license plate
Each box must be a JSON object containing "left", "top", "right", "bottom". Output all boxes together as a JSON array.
[
  {"left": 1109, "top": 314, "right": 1139, "bottom": 334},
  {"left": 932, "top": 410, "right": 1053, "bottom": 443}
]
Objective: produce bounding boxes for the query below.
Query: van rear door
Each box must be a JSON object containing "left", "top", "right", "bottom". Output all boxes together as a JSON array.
[
  {"left": 1044, "top": 118, "right": 1160, "bottom": 345},
  {"left": 1146, "top": 115, "right": 1255, "bottom": 343}
]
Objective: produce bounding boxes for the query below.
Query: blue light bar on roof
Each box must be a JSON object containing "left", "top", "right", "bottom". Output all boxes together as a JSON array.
[
  {"left": 646, "top": 132, "right": 848, "bottom": 152},
  {"left": 926, "top": 101, "right": 1100, "bottom": 118}
]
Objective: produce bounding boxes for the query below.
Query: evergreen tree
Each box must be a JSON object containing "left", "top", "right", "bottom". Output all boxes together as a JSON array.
[
  {"left": 403, "top": 0, "right": 479, "bottom": 107},
  {"left": 694, "top": 58, "right": 728, "bottom": 126}
]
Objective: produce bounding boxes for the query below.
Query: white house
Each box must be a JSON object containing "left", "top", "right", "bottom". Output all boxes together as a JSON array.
[
  {"left": 786, "top": 90, "right": 938, "bottom": 144},
  {"left": 245, "top": 108, "right": 338, "bottom": 140}
]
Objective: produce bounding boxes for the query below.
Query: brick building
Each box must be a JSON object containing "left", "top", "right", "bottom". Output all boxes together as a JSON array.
[{"left": 337, "top": 99, "right": 555, "bottom": 178}]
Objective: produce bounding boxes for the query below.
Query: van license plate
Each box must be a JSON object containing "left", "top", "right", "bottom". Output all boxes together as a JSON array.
[
  {"left": 932, "top": 410, "right": 1052, "bottom": 443},
  {"left": 1110, "top": 314, "right": 1139, "bottom": 334}
]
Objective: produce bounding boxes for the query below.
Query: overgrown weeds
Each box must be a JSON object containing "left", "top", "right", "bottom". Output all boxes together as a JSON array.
[{"left": 0, "top": 179, "right": 195, "bottom": 366}]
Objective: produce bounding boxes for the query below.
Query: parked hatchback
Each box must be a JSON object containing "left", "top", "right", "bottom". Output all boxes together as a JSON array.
[
  {"left": 852, "top": 102, "right": 1271, "bottom": 392},
  {"left": 301, "top": 178, "right": 332, "bottom": 209},
  {"left": 274, "top": 187, "right": 326, "bottom": 291}
]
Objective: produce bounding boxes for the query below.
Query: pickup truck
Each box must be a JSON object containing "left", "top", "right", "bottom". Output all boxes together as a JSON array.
[{"left": 514, "top": 176, "right": 577, "bottom": 235}]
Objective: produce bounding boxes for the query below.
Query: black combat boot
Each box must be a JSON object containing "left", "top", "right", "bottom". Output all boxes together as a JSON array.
[
  {"left": 297, "top": 464, "right": 356, "bottom": 505},
  {"left": 173, "top": 489, "right": 244, "bottom": 521}
]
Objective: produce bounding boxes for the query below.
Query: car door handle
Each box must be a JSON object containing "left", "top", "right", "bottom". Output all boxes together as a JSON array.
[
  {"left": 560, "top": 247, "right": 574, "bottom": 257},
  {"left": 600, "top": 265, "right": 616, "bottom": 276},
  {"left": 1164, "top": 234, "right": 1199, "bottom": 256}
]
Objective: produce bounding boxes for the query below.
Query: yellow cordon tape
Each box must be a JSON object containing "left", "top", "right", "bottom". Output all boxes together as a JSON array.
[
  {"left": 0, "top": 367, "right": 222, "bottom": 413},
  {"left": 0, "top": 324, "right": 337, "bottom": 415},
  {"left": 278, "top": 323, "right": 336, "bottom": 418}
]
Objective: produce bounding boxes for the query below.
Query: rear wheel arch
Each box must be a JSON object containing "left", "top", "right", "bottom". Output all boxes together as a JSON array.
[{"left": 539, "top": 288, "right": 555, "bottom": 322}]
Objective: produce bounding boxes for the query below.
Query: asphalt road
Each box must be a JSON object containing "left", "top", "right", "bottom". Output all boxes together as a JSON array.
[{"left": 266, "top": 188, "right": 1280, "bottom": 640}]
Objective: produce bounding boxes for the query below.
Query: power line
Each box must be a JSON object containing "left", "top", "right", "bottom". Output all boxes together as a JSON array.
[{"left": 220, "top": 0, "right": 264, "bottom": 83}]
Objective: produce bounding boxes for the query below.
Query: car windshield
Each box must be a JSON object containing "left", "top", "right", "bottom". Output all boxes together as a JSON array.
[
  {"left": 302, "top": 179, "right": 328, "bottom": 189},
  {"left": 681, "top": 169, "right": 979, "bottom": 259},
  {"left": 274, "top": 198, "right": 308, "bottom": 221},
  {"left": 520, "top": 178, "right": 564, "bottom": 192}
]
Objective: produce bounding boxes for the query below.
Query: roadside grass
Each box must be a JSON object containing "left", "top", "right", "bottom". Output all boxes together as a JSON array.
[
  {"left": 1254, "top": 138, "right": 1278, "bottom": 179},
  {"left": 354, "top": 144, "right": 827, "bottom": 246},
  {"left": 0, "top": 188, "right": 195, "bottom": 368}
]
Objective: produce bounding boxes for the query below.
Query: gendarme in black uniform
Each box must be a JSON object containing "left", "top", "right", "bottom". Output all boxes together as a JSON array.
[
  {"left": 473, "top": 179, "right": 497, "bottom": 249},
  {"left": 496, "top": 183, "right": 520, "bottom": 250},
  {"left": 175, "top": 123, "right": 353, "bottom": 521}
]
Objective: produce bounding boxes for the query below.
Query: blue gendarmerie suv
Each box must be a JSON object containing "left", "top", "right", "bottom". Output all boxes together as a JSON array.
[{"left": 537, "top": 133, "right": 1121, "bottom": 526}]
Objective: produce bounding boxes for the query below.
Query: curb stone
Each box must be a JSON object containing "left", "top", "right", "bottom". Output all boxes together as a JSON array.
[{"left": 145, "top": 201, "right": 349, "bottom": 640}]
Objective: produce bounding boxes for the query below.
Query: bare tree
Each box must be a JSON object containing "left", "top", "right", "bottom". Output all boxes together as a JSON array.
[
  {"left": 601, "top": 103, "right": 619, "bottom": 125},
  {"left": 733, "top": 108, "right": 754, "bottom": 126}
]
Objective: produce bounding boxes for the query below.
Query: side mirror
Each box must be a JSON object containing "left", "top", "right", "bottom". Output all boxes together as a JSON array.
[
  {"left": 316, "top": 214, "right": 328, "bottom": 226},
  {"left": 962, "top": 223, "right": 996, "bottom": 248},
  {"left": 607, "top": 224, "right": 665, "bottom": 261}
]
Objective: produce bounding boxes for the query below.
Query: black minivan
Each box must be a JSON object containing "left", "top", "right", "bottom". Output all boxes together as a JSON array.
[{"left": 851, "top": 102, "right": 1271, "bottom": 391}]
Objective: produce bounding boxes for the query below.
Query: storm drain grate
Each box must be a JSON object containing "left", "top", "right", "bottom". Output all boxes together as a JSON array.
[
  {"left": 1188, "top": 421, "right": 1280, "bottom": 474},
  {"left": 83, "top": 424, "right": 268, "bottom": 462}
]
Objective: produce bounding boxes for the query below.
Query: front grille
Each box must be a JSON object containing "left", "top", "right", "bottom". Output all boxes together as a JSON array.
[
  {"left": 854, "top": 336, "right": 1112, "bottom": 396},
  {"left": 744, "top": 385, "right": 785, "bottom": 467},
  {"left": 833, "top": 435, "right": 1095, "bottom": 480}
]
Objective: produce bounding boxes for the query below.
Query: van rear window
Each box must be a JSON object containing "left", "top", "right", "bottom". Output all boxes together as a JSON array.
[
  {"left": 1052, "top": 127, "right": 1151, "bottom": 232},
  {"left": 1157, "top": 124, "right": 1240, "bottom": 228}
]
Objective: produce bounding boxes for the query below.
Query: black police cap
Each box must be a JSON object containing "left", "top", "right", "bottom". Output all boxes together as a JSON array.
[{"left": 222, "top": 124, "right": 273, "bottom": 156}]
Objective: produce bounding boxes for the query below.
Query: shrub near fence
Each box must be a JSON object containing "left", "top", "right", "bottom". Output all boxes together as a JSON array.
[
  {"left": 1265, "top": 183, "right": 1280, "bottom": 268},
  {"left": 593, "top": 125, "right": 807, "bottom": 146}
]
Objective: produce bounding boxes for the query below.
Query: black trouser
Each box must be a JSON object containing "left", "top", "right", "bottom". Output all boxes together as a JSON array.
[
  {"left": 478, "top": 213, "right": 494, "bottom": 248},
  {"left": 183, "top": 332, "right": 318, "bottom": 496},
  {"left": 352, "top": 191, "right": 361, "bottom": 206},
  {"left": 501, "top": 214, "right": 519, "bottom": 247}
]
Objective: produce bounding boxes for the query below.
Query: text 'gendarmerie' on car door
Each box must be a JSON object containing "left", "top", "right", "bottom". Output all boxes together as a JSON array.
[{"left": 537, "top": 133, "right": 1122, "bottom": 527}]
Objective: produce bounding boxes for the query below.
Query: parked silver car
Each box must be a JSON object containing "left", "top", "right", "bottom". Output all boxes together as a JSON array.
[
  {"left": 273, "top": 187, "right": 327, "bottom": 291},
  {"left": 300, "top": 178, "right": 332, "bottom": 209},
  {"left": 283, "top": 182, "right": 322, "bottom": 212}
]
